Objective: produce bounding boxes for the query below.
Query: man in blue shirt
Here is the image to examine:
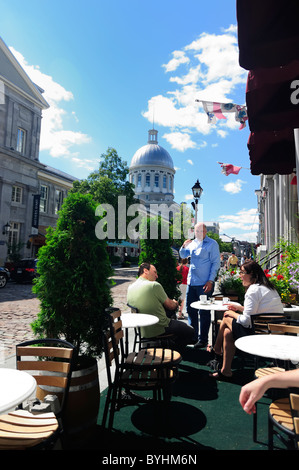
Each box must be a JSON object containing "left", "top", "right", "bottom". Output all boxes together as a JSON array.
[{"left": 179, "top": 223, "right": 220, "bottom": 348}]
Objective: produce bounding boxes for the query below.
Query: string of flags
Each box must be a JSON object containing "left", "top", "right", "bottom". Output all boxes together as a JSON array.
[
  {"left": 195, "top": 100, "right": 248, "bottom": 130},
  {"left": 217, "top": 162, "right": 250, "bottom": 176}
]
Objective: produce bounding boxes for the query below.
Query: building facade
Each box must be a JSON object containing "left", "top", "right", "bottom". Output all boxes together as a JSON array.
[
  {"left": 0, "top": 37, "right": 76, "bottom": 264},
  {"left": 255, "top": 172, "right": 299, "bottom": 265}
]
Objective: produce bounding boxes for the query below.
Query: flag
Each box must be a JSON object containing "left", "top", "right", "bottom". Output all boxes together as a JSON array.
[
  {"left": 218, "top": 162, "right": 242, "bottom": 176},
  {"left": 197, "top": 100, "right": 247, "bottom": 129}
]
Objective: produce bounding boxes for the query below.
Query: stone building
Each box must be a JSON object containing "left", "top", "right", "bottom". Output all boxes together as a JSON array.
[{"left": 0, "top": 37, "right": 76, "bottom": 264}]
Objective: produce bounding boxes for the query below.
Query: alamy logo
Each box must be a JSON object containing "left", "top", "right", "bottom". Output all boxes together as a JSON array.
[
  {"left": 94, "top": 196, "right": 203, "bottom": 240},
  {"left": 290, "top": 80, "right": 299, "bottom": 105}
]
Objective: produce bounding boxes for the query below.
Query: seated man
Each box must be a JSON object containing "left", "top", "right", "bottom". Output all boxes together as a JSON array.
[{"left": 127, "top": 262, "right": 196, "bottom": 352}]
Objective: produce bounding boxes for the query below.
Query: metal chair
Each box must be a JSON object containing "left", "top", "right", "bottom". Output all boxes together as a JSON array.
[
  {"left": 126, "top": 303, "right": 175, "bottom": 350},
  {"left": 102, "top": 308, "right": 181, "bottom": 429},
  {"left": 0, "top": 338, "right": 76, "bottom": 450}
]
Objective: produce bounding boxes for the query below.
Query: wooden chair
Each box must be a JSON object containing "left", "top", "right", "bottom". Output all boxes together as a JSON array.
[
  {"left": 0, "top": 338, "right": 76, "bottom": 450},
  {"left": 290, "top": 393, "right": 299, "bottom": 450},
  {"left": 253, "top": 320, "right": 299, "bottom": 443},
  {"left": 102, "top": 308, "right": 182, "bottom": 429},
  {"left": 126, "top": 303, "right": 175, "bottom": 351}
]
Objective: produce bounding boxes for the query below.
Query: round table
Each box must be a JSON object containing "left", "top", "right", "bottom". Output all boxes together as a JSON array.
[
  {"left": 235, "top": 334, "right": 299, "bottom": 362},
  {"left": 0, "top": 368, "right": 37, "bottom": 414},
  {"left": 122, "top": 313, "right": 159, "bottom": 356}
]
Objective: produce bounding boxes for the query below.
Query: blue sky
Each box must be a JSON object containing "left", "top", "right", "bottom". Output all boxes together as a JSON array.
[{"left": 0, "top": 0, "right": 260, "bottom": 243}]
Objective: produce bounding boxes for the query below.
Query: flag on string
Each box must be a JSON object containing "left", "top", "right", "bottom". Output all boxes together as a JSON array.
[
  {"left": 218, "top": 162, "right": 244, "bottom": 176},
  {"left": 196, "top": 100, "right": 248, "bottom": 130}
]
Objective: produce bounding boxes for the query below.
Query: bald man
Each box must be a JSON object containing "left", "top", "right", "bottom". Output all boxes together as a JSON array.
[{"left": 179, "top": 223, "right": 220, "bottom": 348}]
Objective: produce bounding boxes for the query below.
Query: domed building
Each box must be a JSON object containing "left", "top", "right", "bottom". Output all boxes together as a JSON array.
[{"left": 129, "top": 129, "right": 177, "bottom": 207}]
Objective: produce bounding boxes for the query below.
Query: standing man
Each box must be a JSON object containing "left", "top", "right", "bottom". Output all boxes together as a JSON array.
[{"left": 179, "top": 223, "right": 220, "bottom": 348}]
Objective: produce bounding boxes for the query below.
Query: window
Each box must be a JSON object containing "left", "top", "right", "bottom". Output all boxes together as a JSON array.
[
  {"left": 12, "top": 185, "right": 22, "bottom": 203},
  {"left": 163, "top": 175, "right": 167, "bottom": 189},
  {"left": 137, "top": 174, "right": 142, "bottom": 187},
  {"left": 8, "top": 222, "right": 20, "bottom": 246},
  {"left": 55, "top": 190, "right": 64, "bottom": 214},
  {"left": 40, "top": 184, "right": 48, "bottom": 213},
  {"left": 145, "top": 173, "right": 150, "bottom": 187},
  {"left": 155, "top": 174, "right": 159, "bottom": 188},
  {"left": 16, "top": 128, "right": 26, "bottom": 154}
]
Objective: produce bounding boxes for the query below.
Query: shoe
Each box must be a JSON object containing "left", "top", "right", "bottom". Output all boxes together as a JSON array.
[
  {"left": 194, "top": 341, "right": 208, "bottom": 349},
  {"left": 209, "top": 369, "right": 233, "bottom": 381}
]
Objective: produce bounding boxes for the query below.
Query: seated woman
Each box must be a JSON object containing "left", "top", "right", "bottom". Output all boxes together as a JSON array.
[{"left": 210, "top": 260, "right": 284, "bottom": 380}]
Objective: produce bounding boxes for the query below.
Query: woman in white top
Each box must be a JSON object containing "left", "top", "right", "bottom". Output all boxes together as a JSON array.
[{"left": 210, "top": 260, "right": 284, "bottom": 380}]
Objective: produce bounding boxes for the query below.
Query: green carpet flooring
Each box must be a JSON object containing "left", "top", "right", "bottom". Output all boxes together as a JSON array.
[{"left": 70, "top": 348, "right": 290, "bottom": 452}]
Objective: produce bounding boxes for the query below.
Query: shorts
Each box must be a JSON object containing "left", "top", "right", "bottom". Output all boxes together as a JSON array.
[{"left": 231, "top": 318, "right": 254, "bottom": 341}]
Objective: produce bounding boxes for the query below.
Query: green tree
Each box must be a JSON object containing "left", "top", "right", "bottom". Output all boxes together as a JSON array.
[
  {"left": 72, "top": 147, "right": 136, "bottom": 241},
  {"left": 207, "top": 232, "right": 232, "bottom": 253},
  {"left": 139, "top": 216, "right": 181, "bottom": 301},
  {"left": 31, "top": 192, "right": 113, "bottom": 358}
]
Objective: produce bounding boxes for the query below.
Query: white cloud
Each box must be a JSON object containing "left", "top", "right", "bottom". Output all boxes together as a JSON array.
[
  {"left": 218, "top": 208, "right": 258, "bottom": 237},
  {"left": 10, "top": 47, "right": 91, "bottom": 160},
  {"left": 219, "top": 208, "right": 258, "bottom": 231},
  {"left": 142, "top": 27, "right": 247, "bottom": 151},
  {"left": 187, "top": 159, "right": 193, "bottom": 165},
  {"left": 163, "top": 131, "right": 197, "bottom": 152},
  {"left": 222, "top": 179, "right": 246, "bottom": 194},
  {"left": 162, "top": 50, "right": 190, "bottom": 73}
]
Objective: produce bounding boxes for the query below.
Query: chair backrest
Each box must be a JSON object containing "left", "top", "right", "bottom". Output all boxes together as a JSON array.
[
  {"left": 16, "top": 338, "right": 76, "bottom": 419},
  {"left": 127, "top": 303, "right": 139, "bottom": 313},
  {"left": 268, "top": 322, "right": 299, "bottom": 336},
  {"left": 251, "top": 313, "right": 287, "bottom": 334},
  {"left": 290, "top": 393, "right": 299, "bottom": 450},
  {"left": 103, "top": 308, "right": 124, "bottom": 385}
]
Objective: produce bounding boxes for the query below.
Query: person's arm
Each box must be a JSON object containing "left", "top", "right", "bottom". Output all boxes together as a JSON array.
[
  {"left": 163, "top": 298, "right": 179, "bottom": 311},
  {"left": 239, "top": 369, "right": 299, "bottom": 415}
]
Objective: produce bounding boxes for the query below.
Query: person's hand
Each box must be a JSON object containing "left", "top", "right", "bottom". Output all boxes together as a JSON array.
[
  {"left": 203, "top": 281, "right": 213, "bottom": 293},
  {"left": 182, "top": 239, "right": 192, "bottom": 248},
  {"left": 239, "top": 381, "right": 267, "bottom": 415}
]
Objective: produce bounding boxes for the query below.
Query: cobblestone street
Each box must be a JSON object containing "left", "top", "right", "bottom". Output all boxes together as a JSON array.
[{"left": 0, "top": 267, "right": 138, "bottom": 361}]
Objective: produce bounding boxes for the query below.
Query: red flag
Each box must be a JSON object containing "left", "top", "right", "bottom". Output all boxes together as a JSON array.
[{"left": 218, "top": 162, "right": 242, "bottom": 176}]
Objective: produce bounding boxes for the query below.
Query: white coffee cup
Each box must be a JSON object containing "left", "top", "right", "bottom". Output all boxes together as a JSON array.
[
  {"left": 200, "top": 295, "right": 207, "bottom": 304},
  {"left": 222, "top": 297, "right": 230, "bottom": 305}
]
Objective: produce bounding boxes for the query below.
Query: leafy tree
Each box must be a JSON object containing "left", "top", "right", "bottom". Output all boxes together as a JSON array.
[
  {"left": 31, "top": 192, "right": 113, "bottom": 358},
  {"left": 72, "top": 147, "right": 136, "bottom": 241}
]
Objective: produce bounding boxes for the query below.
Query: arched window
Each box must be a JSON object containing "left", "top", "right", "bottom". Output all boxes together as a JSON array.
[
  {"left": 145, "top": 173, "right": 150, "bottom": 187},
  {"left": 154, "top": 174, "right": 159, "bottom": 187},
  {"left": 137, "top": 174, "right": 142, "bottom": 187},
  {"left": 163, "top": 175, "right": 167, "bottom": 189}
]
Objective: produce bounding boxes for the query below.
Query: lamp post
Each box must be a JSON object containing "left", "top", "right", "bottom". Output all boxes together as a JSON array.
[
  {"left": 191, "top": 180, "right": 203, "bottom": 225},
  {"left": 2, "top": 222, "right": 11, "bottom": 236}
]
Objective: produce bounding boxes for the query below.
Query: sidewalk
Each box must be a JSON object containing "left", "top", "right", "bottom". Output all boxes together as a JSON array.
[{"left": 0, "top": 266, "right": 139, "bottom": 392}]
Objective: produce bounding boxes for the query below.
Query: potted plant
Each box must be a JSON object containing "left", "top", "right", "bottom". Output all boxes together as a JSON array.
[
  {"left": 31, "top": 192, "right": 113, "bottom": 440},
  {"left": 138, "top": 216, "right": 181, "bottom": 316},
  {"left": 218, "top": 268, "right": 245, "bottom": 303}
]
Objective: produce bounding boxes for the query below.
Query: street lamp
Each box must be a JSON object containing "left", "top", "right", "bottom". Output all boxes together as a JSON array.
[
  {"left": 2, "top": 222, "right": 11, "bottom": 236},
  {"left": 191, "top": 180, "right": 203, "bottom": 225}
]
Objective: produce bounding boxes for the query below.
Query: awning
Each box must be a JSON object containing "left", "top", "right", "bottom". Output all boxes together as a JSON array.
[
  {"left": 237, "top": 0, "right": 299, "bottom": 70},
  {"left": 237, "top": 0, "right": 299, "bottom": 176}
]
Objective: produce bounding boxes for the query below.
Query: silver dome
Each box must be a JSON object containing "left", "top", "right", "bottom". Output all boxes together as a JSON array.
[{"left": 130, "top": 143, "right": 174, "bottom": 169}]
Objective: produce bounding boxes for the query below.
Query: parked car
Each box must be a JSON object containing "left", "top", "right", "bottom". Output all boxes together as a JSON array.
[
  {"left": 10, "top": 258, "right": 38, "bottom": 283},
  {"left": 0, "top": 267, "right": 10, "bottom": 288}
]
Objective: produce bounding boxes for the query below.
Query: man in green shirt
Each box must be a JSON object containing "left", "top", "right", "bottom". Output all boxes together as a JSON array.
[{"left": 127, "top": 263, "right": 195, "bottom": 351}]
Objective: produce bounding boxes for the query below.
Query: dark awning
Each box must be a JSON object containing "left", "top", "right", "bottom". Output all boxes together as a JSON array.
[
  {"left": 237, "top": 0, "right": 299, "bottom": 70},
  {"left": 237, "top": 0, "right": 299, "bottom": 175}
]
